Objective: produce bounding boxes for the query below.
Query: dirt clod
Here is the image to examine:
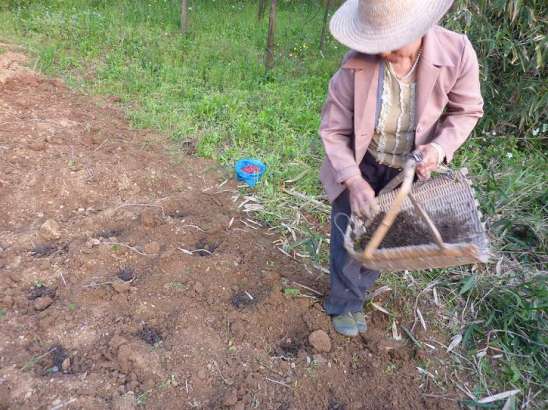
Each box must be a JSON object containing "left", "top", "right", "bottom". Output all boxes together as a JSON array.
[
  {"left": 28, "top": 141, "right": 46, "bottom": 152},
  {"left": 33, "top": 296, "right": 54, "bottom": 311},
  {"left": 112, "top": 281, "right": 131, "bottom": 293},
  {"left": 109, "top": 336, "right": 129, "bottom": 351},
  {"left": 143, "top": 241, "right": 161, "bottom": 255},
  {"left": 38, "top": 219, "right": 61, "bottom": 241},
  {"left": 308, "top": 330, "right": 331, "bottom": 353},
  {"left": 141, "top": 209, "right": 159, "bottom": 228}
]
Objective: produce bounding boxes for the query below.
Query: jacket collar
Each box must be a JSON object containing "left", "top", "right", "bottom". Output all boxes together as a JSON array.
[{"left": 341, "top": 26, "right": 454, "bottom": 70}]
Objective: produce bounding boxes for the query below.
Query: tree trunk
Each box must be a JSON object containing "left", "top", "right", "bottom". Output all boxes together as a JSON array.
[
  {"left": 258, "top": 0, "right": 266, "bottom": 21},
  {"left": 264, "top": 0, "right": 277, "bottom": 71},
  {"left": 180, "top": 0, "right": 189, "bottom": 34},
  {"left": 319, "top": 0, "right": 332, "bottom": 52}
]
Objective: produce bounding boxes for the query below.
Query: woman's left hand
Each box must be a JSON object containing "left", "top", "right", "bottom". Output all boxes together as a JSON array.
[{"left": 415, "top": 144, "right": 441, "bottom": 180}]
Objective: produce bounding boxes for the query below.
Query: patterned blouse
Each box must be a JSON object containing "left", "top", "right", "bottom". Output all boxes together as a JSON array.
[{"left": 368, "top": 62, "right": 417, "bottom": 169}]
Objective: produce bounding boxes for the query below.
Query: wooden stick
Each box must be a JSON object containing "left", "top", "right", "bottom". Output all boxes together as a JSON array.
[
  {"left": 362, "top": 243, "right": 478, "bottom": 261},
  {"left": 408, "top": 193, "right": 445, "bottom": 249},
  {"left": 265, "top": 377, "right": 292, "bottom": 389},
  {"left": 364, "top": 158, "right": 416, "bottom": 259}
]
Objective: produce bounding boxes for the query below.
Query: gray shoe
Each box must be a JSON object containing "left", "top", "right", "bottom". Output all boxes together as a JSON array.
[
  {"left": 332, "top": 312, "right": 358, "bottom": 337},
  {"left": 351, "top": 311, "right": 368, "bottom": 334}
]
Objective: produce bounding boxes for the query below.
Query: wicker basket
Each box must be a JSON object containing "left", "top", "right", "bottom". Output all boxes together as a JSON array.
[{"left": 344, "top": 158, "right": 489, "bottom": 272}]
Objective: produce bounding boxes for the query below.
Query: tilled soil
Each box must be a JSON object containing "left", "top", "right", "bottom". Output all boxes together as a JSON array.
[{"left": 0, "top": 49, "right": 459, "bottom": 410}]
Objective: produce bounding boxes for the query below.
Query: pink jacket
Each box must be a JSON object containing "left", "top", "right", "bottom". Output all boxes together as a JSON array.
[{"left": 319, "top": 26, "right": 484, "bottom": 203}]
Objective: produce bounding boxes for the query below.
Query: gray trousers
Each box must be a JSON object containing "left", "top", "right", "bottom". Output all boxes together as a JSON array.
[{"left": 324, "top": 152, "right": 400, "bottom": 316}]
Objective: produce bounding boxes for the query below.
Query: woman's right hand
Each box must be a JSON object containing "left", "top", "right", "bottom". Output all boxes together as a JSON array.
[{"left": 344, "top": 175, "right": 379, "bottom": 220}]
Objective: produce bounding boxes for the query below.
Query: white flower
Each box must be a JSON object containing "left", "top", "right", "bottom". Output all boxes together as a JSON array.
[{"left": 506, "top": 152, "right": 513, "bottom": 159}]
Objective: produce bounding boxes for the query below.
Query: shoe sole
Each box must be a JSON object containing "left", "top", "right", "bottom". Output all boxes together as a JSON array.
[{"left": 334, "top": 327, "right": 359, "bottom": 337}]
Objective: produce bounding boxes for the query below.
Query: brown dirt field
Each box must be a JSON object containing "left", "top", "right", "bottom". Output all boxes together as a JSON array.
[{"left": 0, "top": 50, "right": 460, "bottom": 410}]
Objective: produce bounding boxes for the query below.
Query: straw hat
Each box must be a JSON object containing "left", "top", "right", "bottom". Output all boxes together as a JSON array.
[{"left": 329, "top": 0, "right": 454, "bottom": 54}]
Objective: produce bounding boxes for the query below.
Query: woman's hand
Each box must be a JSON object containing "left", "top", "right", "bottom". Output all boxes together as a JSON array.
[
  {"left": 344, "top": 175, "right": 379, "bottom": 220},
  {"left": 415, "top": 144, "right": 443, "bottom": 180}
]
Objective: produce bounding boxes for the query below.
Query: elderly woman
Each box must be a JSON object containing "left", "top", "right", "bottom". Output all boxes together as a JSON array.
[{"left": 320, "top": 0, "right": 483, "bottom": 336}]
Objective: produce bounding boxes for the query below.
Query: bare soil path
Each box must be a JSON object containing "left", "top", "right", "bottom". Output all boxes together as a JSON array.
[{"left": 0, "top": 49, "right": 456, "bottom": 410}]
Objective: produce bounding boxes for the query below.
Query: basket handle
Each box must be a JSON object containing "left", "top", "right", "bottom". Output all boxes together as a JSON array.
[{"left": 363, "top": 157, "right": 416, "bottom": 260}]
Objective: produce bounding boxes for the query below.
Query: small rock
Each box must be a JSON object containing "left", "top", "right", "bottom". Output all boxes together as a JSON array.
[
  {"left": 193, "top": 281, "right": 205, "bottom": 295},
  {"left": 141, "top": 209, "right": 158, "bottom": 228},
  {"left": 38, "top": 313, "right": 56, "bottom": 330},
  {"left": 39, "top": 219, "right": 61, "bottom": 241},
  {"left": 308, "top": 330, "right": 331, "bottom": 353},
  {"left": 33, "top": 296, "right": 54, "bottom": 311},
  {"left": 28, "top": 142, "right": 46, "bottom": 151},
  {"left": 112, "top": 281, "right": 131, "bottom": 293},
  {"left": 86, "top": 238, "right": 101, "bottom": 248},
  {"left": 143, "top": 241, "right": 161, "bottom": 255},
  {"left": 222, "top": 389, "right": 238, "bottom": 407},
  {"left": 61, "top": 357, "right": 71, "bottom": 372}
]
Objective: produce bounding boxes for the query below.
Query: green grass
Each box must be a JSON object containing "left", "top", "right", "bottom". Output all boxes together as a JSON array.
[{"left": 0, "top": 0, "right": 546, "bottom": 407}]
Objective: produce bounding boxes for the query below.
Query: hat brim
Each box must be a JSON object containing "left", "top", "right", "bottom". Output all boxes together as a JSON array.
[{"left": 329, "top": 0, "right": 454, "bottom": 54}]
